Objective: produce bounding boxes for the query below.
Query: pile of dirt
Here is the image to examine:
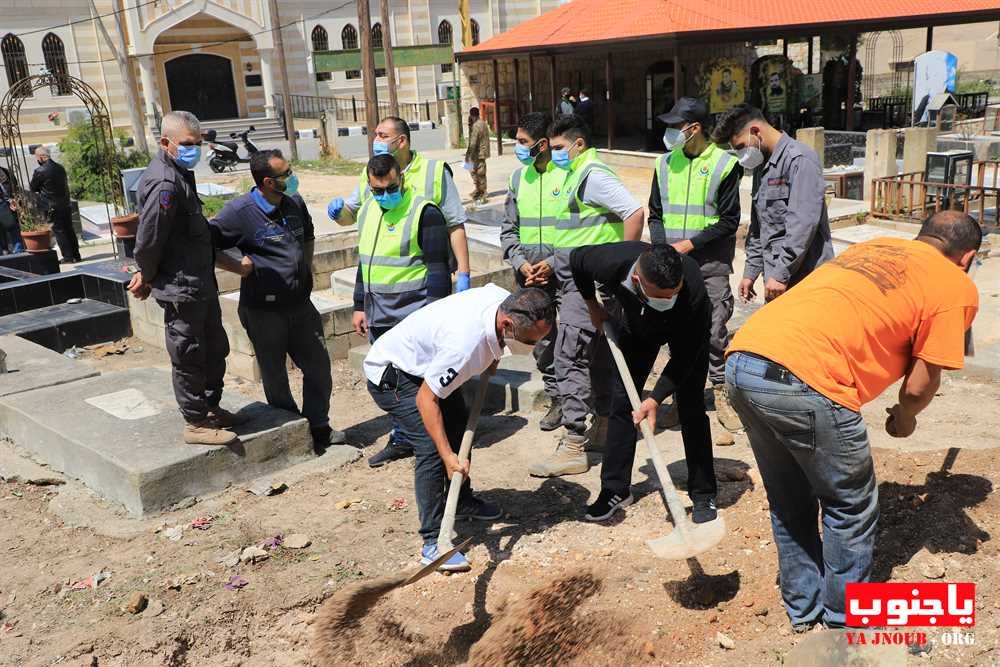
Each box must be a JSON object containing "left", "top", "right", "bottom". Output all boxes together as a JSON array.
[{"left": 311, "top": 574, "right": 409, "bottom": 664}]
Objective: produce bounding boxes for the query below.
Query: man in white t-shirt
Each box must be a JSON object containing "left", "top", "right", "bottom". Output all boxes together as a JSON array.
[{"left": 364, "top": 284, "right": 555, "bottom": 571}]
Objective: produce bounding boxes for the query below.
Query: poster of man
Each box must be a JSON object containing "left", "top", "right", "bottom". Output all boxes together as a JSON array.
[
  {"left": 709, "top": 62, "right": 746, "bottom": 113},
  {"left": 912, "top": 50, "right": 958, "bottom": 124},
  {"left": 750, "top": 55, "right": 795, "bottom": 116}
]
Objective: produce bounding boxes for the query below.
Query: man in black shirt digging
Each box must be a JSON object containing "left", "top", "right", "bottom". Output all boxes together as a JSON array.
[{"left": 570, "top": 241, "right": 718, "bottom": 523}]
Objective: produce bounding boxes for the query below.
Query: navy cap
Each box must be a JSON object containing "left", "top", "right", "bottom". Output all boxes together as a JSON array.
[{"left": 658, "top": 97, "right": 709, "bottom": 126}]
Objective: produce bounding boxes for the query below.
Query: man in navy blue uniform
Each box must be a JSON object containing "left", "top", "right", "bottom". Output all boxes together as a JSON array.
[{"left": 211, "top": 149, "right": 345, "bottom": 452}]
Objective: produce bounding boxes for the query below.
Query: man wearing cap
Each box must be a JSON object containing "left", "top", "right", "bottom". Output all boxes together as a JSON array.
[{"left": 648, "top": 97, "right": 744, "bottom": 436}]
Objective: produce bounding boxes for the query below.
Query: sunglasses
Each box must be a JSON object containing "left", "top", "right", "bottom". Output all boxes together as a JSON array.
[{"left": 370, "top": 182, "right": 401, "bottom": 196}]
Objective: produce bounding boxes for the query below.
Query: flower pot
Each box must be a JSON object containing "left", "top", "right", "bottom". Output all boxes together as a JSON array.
[
  {"left": 21, "top": 229, "right": 52, "bottom": 253},
  {"left": 111, "top": 213, "right": 139, "bottom": 239}
]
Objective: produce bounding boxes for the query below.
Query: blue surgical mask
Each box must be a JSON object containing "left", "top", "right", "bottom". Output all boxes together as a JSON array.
[
  {"left": 173, "top": 144, "right": 201, "bottom": 170},
  {"left": 551, "top": 149, "right": 571, "bottom": 170},
  {"left": 372, "top": 135, "right": 399, "bottom": 156},
  {"left": 514, "top": 139, "right": 542, "bottom": 165},
  {"left": 279, "top": 173, "right": 299, "bottom": 197},
  {"left": 375, "top": 190, "right": 403, "bottom": 211}
]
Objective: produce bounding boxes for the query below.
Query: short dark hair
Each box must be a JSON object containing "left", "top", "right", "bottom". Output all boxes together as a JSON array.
[
  {"left": 250, "top": 148, "right": 285, "bottom": 186},
  {"left": 380, "top": 115, "right": 410, "bottom": 142},
  {"left": 548, "top": 113, "right": 591, "bottom": 146},
  {"left": 580, "top": 87, "right": 590, "bottom": 96},
  {"left": 469, "top": 107, "right": 480, "bottom": 117},
  {"left": 518, "top": 112, "right": 551, "bottom": 142},
  {"left": 500, "top": 288, "right": 556, "bottom": 329},
  {"left": 367, "top": 153, "right": 401, "bottom": 179},
  {"left": 918, "top": 210, "right": 983, "bottom": 257},
  {"left": 639, "top": 244, "right": 684, "bottom": 289},
  {"left": 711, "top": 104, "right": 766, "bottom": 144}
]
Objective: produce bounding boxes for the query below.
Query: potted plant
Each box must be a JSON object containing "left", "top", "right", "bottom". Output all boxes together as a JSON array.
[
  {"left": 13, "top": 193, "right": 52, "bottom": 253},
  {"left": 110, "top": 210, "right": 139, "bottom": 238}
]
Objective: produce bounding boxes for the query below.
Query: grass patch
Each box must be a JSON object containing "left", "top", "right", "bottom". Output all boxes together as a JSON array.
[
  {"left": 293, "top": 156, "right": 364, "bottom": 176},
  {"left": 201, "top": 195, "right": 229, "bottom": 219}
]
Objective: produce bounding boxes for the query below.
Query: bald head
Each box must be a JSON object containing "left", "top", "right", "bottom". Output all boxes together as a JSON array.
[{"left": 917, "top": 210, "right": 982, "bottom": 265}]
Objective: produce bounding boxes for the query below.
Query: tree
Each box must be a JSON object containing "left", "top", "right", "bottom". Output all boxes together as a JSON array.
[{"left": 57, "top": 120, "right": 150, "bottom": 203}]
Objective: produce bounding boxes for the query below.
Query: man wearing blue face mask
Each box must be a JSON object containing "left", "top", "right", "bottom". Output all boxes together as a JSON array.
[
  {"left": 570, "top": 242, "right": 717, "bottom": 524},
  {"left": 131, "top": 111, "right": 243, "bottom": 447},
  {"left": 712, "top": 104, "right": 833, "bottom": 303},
  {"left": 210, "top": 149, "right": 346, "bottom": 453}
]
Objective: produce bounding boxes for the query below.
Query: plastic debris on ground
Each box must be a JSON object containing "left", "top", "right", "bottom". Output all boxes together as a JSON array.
[{"left": 224, "top": 575, "right": 248, "bottom": 591}]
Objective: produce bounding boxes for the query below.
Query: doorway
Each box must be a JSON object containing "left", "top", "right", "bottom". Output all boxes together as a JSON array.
[{"left": 165, "top": 54, "right": 239, "bottom": 120}]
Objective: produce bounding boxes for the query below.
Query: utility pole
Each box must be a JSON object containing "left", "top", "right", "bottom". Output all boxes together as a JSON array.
[
  {"left": 358, "top": 0, "right": 380, "bottom": 154},
  {"left": 89, "top": 0, "right": 148, "bottom": 153},
  {"left": 379, "top": 0, "right": 398, "bottom": 117},
  {"left": 267, "top": 0, "right": 298, "bottom": 160},
  {"left": 459, "top": 0, "right": 472, "bottom": 48}
]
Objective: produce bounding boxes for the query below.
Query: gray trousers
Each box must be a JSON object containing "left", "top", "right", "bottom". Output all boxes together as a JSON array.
[
  {"left": 239, "top": 300, "right": 333, "bottom": 429},
  {"left": 555, "top": 321, "right": 612, "bottom": 435},
  {"left": 703, "top": 274, "right": 735, "bottom": 386},
  {"left": 159, "top": 297, "right": 229, "bottom": 423}
]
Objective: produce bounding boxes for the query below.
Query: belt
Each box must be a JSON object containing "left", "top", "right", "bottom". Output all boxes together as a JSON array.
[{"left": 742, "top": 352, "right": 796, "bottom": 385}]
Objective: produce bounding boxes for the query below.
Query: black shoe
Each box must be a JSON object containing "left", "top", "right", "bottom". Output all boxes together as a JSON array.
[
  {"left": 584, "top": 489, "right": 633, "bottom": 522},
  {"left": 59, "top": 257, "right": 80, "bottom": 265},
  {"left": 311, "top": 425, "right": 347, "bottom": 455},
  {"left": 539, "top": 401, "right": 563, "bottom": 431},
  {"left": 692, "top": 496, "right": 718, "bottom": 524},
  {"left": 368, "top": 442, "right": 414, "bottom": 468}
]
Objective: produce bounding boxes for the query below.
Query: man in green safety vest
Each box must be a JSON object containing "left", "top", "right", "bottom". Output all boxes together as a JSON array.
[
  {"left": 524, "top": 113, "right": 645, "bottom": 477},
  {"left": 648, "top": 97, "right": 744, "bottom": 436},
  {"left": 350, "top": 154, "right": 454, "bottom": 465}
]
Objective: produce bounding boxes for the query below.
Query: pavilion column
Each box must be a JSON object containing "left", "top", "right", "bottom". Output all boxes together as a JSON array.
[
  {"left": 137, "top": 55, "right": 157, "bottom": 132},
  {"left": 672, "top": 43, "right": 681, "bottom": 102},
  {"left": 259, "top": 48, "right": 277, "bottom": 119},
  {"left": 492, "top": 58, "right": 502, "bottom": 155},
  {"left": 926, "top": 26, "right": 934, "bottom": 51},
  {"left": 845, "top": 35, "right": 858, "bottom": 131},
  {"left": 549, "top": 55, "right": 557, "bottom": 114},
  {"left": 606, "top": 52, "right": 614, "bottom": 149},
  {"left": 513, "top": 58, "right": 521, "bottom": 119},
  {"left": 527, "top": 53, "right": 535, "bottom": 110}
]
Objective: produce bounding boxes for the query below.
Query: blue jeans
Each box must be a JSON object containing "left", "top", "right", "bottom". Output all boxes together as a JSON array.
[
  {"left": 368, "top": 366, "right": 473, "bottom": 545},
  {"left": 725, "top": 352, "right": 878, "bottom": 627}
]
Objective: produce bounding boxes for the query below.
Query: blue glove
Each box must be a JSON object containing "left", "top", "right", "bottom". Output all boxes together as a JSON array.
[
  {"left": 327, "top": 197, "right": 345, "bottom": 221},
  {"left": 456, "top": 272, "right": 471, "bottom": 292}
]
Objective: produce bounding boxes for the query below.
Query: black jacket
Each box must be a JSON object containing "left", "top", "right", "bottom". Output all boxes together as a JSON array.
[
  {"left": 29, "top": 159, "right": 71, "bottom": 210},
  {"left": 570, "top": 241, "right": 711, "bottom": 403},
  {"left": 134, "top": 150, "right": 216, "bottom": 302}
]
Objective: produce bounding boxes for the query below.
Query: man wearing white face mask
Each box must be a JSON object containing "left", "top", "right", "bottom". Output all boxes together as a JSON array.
[
  {"left": 570, "top": 242, "right": 717, "bottom": 524},
  {"left": 648, "top": 97, "right": 743, "bottom": 436},
  {"left": 713, "top": 104, "right": 833, "bottom": 303}
]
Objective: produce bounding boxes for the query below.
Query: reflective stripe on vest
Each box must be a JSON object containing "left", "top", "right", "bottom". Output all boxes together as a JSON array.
[
  {"left": 552, "top": 149, "right": 624, "bottom": 248},
  {"left": 357, "top": 192, "right": 431, "bottom": 294},
  {"left": 357, "top": 151, "right": 444, "bottom": 206},
  {"left": 656, "top": 144, "right": 737, "bottom": 240},
  {"left": 510, "top": 164, "right": 567, "bottom": 246}
]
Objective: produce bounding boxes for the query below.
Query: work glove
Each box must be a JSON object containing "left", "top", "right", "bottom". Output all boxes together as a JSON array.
[
  {"left": 456, "top": 272, "right": 471, "bottom": 292},
  {"left": 327, "top": 197, "right": 345, "bottom": 221}
]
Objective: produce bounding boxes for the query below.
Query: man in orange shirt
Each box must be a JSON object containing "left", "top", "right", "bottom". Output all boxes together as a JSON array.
[{"left": 725, "top": 210, "right": 981, "bottom": 631}]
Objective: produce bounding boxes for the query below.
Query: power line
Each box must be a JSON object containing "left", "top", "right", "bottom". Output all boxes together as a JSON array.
[{"left": 10, "top": 0, "right": 161, "bottom": 39}]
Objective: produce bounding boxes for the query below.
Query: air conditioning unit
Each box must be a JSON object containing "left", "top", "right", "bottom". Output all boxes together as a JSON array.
[
  {"left": 66, "top": 107, "right": 91, "bottom": 124},
  {"left": 437, "top": 82, "right": 459, "bottom": 100}
]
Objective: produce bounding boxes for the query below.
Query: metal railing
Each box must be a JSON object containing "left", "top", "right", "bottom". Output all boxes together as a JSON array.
[
  {"left": 870, "top": 161, "right": 1000, "bottom": 226},
  {"left": 275, "top": 93, "right": 445, "bottom": 125}
]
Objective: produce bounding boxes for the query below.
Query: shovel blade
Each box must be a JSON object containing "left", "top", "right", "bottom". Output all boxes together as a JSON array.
[
  {"left": 647, "top": 515, "right": 726, "bottom": 559},
  {"left": 403, "top": 537, "right": 473, "bottom": 587}
]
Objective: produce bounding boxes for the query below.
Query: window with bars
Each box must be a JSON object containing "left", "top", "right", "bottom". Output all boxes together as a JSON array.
[
  {"left": 311, "top": 26, "right": 331, "bottom": 82},
  {"left": 2, "top": 34, "right": 31, "bottom": 98},
  {"left": 438, "top": 21, "right": 453, "bottom": 74},
  {"left": 42, "top": 33, "right": 71, "bottom": 95},
  {"left": 470, "top": 19, "right": 480, "bottom": 46},
  {"left": 341, "top": 24, "right": 360, "bottom": 80},
  {"left": 371, "top": 23, "right": 385, "bottom": 78}
]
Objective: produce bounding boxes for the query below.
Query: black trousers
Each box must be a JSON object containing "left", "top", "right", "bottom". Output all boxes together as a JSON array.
[
  {"left": 158, "top": 296, "right": 229, "bottom": 423},
  {"left": 49, "top": 207, "right": 80, "bottom": 261},
  {"left": 239, "top": 300, "right": 332, "bottom": 429},
  {"left": 601, "top": 330, "right": 717, "bottom": 499}
]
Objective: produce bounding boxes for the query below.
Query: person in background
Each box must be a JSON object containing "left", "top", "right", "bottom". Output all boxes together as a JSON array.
[
  {"left": 575, "top": 88, "right": 595, "bottom": 131},
  {"left": 466, "top": 108, "right": 491, "bottom": 206},
  {"left": 527, "top": 113, "right": 644, "bottom": 478},
  {"left": 327, "top": 116, "right": 471, "bottom": 290},
  {"left": 353, "top": 154, "right": 453, "bottom": 467},
  {"left": 211, "top": 149, "right": 346, "bottom": 453},
  {"left": 129, "top": 110, "right": 244, "bottom": 446},
  {"left": 570, "top": 242, "right": 718, "bottom": 524},
  {"left": 557, "top": 87, "right": 576, "bottom": 116},
  {"left": 0, "top": 167, "right": 23, "bottom": 254},
  {"left": 712, "top": 104, "right": 833, "bottom": 302},
  {"left": 726, "top": 211, "right": 981, "bottom": 631},
  {"left": 364, "top": 285, "right": 555, "bottom": 571},
  {"left": 30, "top": 146, "right": 80, "bottom": 263},
  {"left": 648, "top": 97, "right": 743, "bottom": 436},
  {"left": 500, "top": 112, "right": 562, "bottom": 431}
]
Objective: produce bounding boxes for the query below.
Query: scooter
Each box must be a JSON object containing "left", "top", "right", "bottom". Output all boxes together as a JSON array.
[{"left": 206, "top": 126, "right": 260, "bottom": 173}]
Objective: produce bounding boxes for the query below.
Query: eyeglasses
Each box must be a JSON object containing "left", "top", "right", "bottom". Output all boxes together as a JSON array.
[
  {"left": 273, "top": 169, "right": 293, "bottom": 180},
  {"left": 370, "top": 182, "right": 401, "bottom": 196}
]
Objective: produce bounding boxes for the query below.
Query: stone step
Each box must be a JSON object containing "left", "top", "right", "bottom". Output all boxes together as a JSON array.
[
  {"left": 0, "top": 367, "right": 313, "bottom": 516},
  {"left": 348, "top": 344, "right": 548, "bottom": 414}
]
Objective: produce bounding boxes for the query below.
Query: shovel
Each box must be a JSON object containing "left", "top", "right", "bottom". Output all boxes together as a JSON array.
[
  {"left": 602, "top": 322, "right": 726, "bottom": 559},
  {"left": 437, "top": 372, "right": 493, "bottom": 553}
]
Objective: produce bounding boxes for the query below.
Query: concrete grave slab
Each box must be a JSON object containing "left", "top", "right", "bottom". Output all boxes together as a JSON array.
[
  {"left": 0, "top": 367, "right": 312, "bottom": 516},
  {"left": 0, "top": 334, "right": 99, "bottom": 398}
]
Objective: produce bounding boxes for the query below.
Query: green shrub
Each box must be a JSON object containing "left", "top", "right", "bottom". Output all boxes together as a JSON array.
[
  {"left": 200, "top": 195, "right": 228, "bottom": 219},
  {"left": 57, "top": 121, "right": 151, "bottom": 204}
]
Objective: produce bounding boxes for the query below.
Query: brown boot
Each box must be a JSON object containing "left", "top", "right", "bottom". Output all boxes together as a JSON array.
[
  {"left": 528, "top": 433, "right": 589, "bottom": 477},
  {"left": 184, "top": 421, "right": 238, "bottom": 446},
  {"left": 207, "top": 406, "right": 248, "bottom": 428},
  {"left": 713, "top": 384, "right": 744, "bottom": 433}
]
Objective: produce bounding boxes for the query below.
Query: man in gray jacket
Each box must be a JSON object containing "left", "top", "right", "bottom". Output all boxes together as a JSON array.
[{"left": 129, "top": 111, "right": 243, "bottom": 446}]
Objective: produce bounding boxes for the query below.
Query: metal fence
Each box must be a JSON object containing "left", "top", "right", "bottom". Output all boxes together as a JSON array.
[
  {"left": 870, "top": 160, "right": 1000, "bottom": 226},
  {"left": 275, "top": 94, "right": 445, "bottom": 125}
]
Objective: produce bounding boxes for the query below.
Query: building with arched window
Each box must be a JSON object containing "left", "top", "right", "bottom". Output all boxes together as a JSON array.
[
  {"left": 311, "top": 26, "right": 331, "bottom": 82},
  {"left": 438, "top": 21, "right": 454, "bottom": 74}
]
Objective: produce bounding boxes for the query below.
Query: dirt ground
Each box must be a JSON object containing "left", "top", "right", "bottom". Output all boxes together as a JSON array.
[{"left": 1, "top": 338, "right": 999, "bottom": 667}]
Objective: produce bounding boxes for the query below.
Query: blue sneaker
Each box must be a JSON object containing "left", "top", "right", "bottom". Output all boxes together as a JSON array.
[{"left": 420, "top": 543, "right": 471, "bottom": 572}]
